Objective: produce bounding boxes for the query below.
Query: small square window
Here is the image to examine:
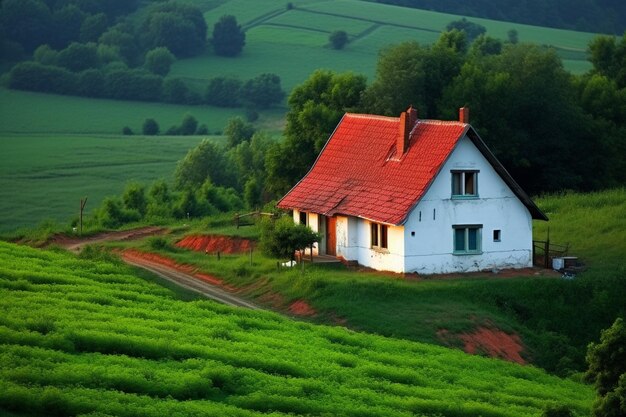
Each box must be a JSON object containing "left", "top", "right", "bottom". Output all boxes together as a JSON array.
[{"left": 493, "top": 230, "right": 501, "bottom": 242}]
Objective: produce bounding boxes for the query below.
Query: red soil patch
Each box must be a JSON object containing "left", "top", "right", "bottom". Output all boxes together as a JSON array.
[
  {"left": 176, "top": 235, "right": 256, "bottom": 254},
  {"left": 121, "top": 249, "right": 237, "bottom": 291},
  {"left": 288, "top": 300, "right": 317, "bottom": 317},
  {"left": 459, "top": 327, "right": 526, "bottom": 364}
]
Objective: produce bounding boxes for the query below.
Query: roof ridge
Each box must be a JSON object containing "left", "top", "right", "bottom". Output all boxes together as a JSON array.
[{"left": 345, "top": 113, "right": 398, "bottom": 121}]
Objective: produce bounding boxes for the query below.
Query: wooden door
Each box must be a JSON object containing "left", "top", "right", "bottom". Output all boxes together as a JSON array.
[{"left": 326, "top": 216, "right": 336, "bottom": 256}]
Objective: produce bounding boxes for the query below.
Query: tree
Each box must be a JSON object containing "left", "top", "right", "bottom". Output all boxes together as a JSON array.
[
  {"left": 33, "top": 44, "right": 58, "bottom": 65},
  {"left": 241, "top": 73, "right": 285, "bottom": 108},
  {"left": 224, "top": 117, "right": 255, "bottom": 148},
  {"left": 50, "top": 4, "right": 86, "bottom": 49},
  {"left": 77, "top": 68, "right": 106, "bottom": 97},
  {"left": 57, "top": 42, "right": 99, "bottom": 72},
  {"left": 140, "top": 2, "right": 207, "bottom": 58},
  {"left": 205, "top": 76, "right": 242, "bottom": 107},
  {"left": 162, "top": 78, "right": 190, "bottom": 104},
  {"left": 8, "top": 62, "right": 76, "bottom": 95},
  {"left": 174, "top": 139, "right": 235, "bottom": 189},
  {"left": 266, "top": 70, "right": 366, "bottom": 195},
  {"left": 104, "top": 68, "right": 163, "bottom": 101},
  {"left": 446, "top": 18, "right": 486, "bottom": 42},
  {"left": 180, "top": 114, "right": 198, "bottom": 135},
  {"left": 329, "top": 30, "right": 348, "bottom": 49},
  {"left": 98, "top": 24, "right": 138, "bottom": 65},
  {"left": 211, "top": 15, "right": 245, "bottom": 57},
  {"left": 122, "top": 182, "right": 147, "bottom": 217},
  {"left": 507, "top": 29, "right": 519, "bottom": 44},
  {"left": 586, "top": 318, "right": 626, "bottom": 417},
  {"left": 80, "top": 13, "right": 108, "bottom": 42},
  {"left": 144, "top": 47, "right": 175, "bottom": 76},
  {"left": 260, "top": 216, "right": 319, "bottom": 261},
  {"left": 362, "top": 33, "right": 464, "bottom": 117},
  {"left": 0, "top": 0, "right": 52, "bottom": 52},
  {"left": 588, "top": 32, "right": 626, "bottom": 89},
  {"left": 142, "top": 118, "right": 159, "bottom": 135}
]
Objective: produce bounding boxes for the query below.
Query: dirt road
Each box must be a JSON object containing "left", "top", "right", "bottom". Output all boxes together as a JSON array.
[
  {"left": 51, "top": 226, "right": 165, "bottom": 252},
  {"left": 122, "top": 252, "right": 261, "bottom": 310}
]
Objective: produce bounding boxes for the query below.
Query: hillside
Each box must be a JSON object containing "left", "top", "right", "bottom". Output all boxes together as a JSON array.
[
  {"left": 0, "top": 241, "right": 593, "bottom": 416},
  {"left": 108, "top": 189, "right": 626, "bottom": 375}
]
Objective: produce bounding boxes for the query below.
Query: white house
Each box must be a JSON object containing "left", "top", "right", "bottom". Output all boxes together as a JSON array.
[{"left": 277, "top": 107, "right": 547, "bottom": 274}]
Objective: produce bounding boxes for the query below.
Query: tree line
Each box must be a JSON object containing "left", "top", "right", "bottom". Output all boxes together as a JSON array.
[
  {"left": 369, "top": 0, "right": 626, "bottom": 34},
  {"left": 0, "top": 1, "right": 284, "bottom": 107},
  {"left": 268, "top": 30, "right": 626, "bottom": 197}
]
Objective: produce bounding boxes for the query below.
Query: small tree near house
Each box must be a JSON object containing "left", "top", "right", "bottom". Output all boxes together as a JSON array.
[{"left": 260, "top": 216, "right": 319, "bottom": 261}]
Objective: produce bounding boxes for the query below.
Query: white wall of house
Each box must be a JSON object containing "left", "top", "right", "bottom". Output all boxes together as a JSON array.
[
  {"left": 292, "top": 209, "right": 323, "bottom": 255},
  {"left": 336, "top": 216, "right": 405, "bottom": 273},
  {"left": 403, "top": 135, "right": 533, "bottom": 274}
]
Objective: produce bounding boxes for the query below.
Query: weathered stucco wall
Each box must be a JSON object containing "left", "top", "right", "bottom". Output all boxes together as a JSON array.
[{"left": 403, "top": 135, "right": 533, "bottom": 274}]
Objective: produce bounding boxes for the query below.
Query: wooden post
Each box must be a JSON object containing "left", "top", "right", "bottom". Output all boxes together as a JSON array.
[
  {"left": 79, "top": 198, "right": 88, "bottom": 236},
  {"left": 249, "top": 248, "right": 252, "bottom": 266},
  {"left": 544, "top": 227, "right": 550, "bottom": 269},
  {"left": 310, "top": 244, "right": 313, "bottom": 262}
]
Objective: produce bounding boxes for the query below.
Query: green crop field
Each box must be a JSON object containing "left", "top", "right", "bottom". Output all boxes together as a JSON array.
[
  {"left": 171, "top": 0, "right": 595, "bottom": 94},
  {"left": 0, "top": 133, "right": 209, "bottom": 232},
  {"left": 0, "top": 241, "right": 593, "bottom": 416}
]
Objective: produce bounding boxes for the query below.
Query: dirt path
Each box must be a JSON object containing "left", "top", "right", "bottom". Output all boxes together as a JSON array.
[
  {"left": 122, "top": 251, "right": 261, "bottom": 310},
  {"left": 50, "top": 226, "right": 165, "bottom": 252}
]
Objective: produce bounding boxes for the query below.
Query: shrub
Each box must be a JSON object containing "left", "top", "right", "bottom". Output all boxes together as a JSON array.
[
  {"left": 205, "top": 76, "right": 242, "bottom": 107},
  {"left": 142, "top": 118, "right": 159, "bottom": 135},
  {"left": 541, "top": 405, "right": 574, "bottom": 417},
  {"left": 162, "top": 78, "right": 190, "bottom": 104},
  {"left": 8, "top": 62, "right": 77, "bottom": 95},
  {"left": 329, "top": 30, "right": 348, "bottom": 50},
  {"left": 122, "top": 126, "right": 133, "bottom": 135},
  {"left": 241, "top": 73, "right": 284, "bottom": 108},
  {"left": 180, "top": 113, "right": 198, "bottom": 135},
  {"left": 260, "top": 216, "right": 319, "bottom": 260}
]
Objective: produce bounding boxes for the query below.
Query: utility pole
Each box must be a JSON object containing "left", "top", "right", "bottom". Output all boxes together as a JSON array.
[{"left": 79, "top": 198, "right": 88, "bottom": 236}]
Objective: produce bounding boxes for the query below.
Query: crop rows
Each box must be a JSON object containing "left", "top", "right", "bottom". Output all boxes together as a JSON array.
[{"left": 0, "top": 242, "right": 592, "bottom": 416}]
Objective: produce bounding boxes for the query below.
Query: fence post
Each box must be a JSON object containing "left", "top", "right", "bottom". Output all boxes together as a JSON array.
[{"left": 544, "top": 239, "right": 549, "bottom": 269}]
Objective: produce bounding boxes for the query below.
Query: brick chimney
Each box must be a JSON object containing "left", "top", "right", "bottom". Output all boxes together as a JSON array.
[
  {"left": 397, "top": 106, "right": 417, "bottom": 156},
  {"left": 459, "top": 106, "right": 469, "bottom": 123}
]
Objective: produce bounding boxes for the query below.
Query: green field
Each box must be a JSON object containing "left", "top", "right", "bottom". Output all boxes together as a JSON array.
[
  {"left": 170, "top": 0, "right": 595, "bottom": 93},
  {"left": 0, "top": 241, "right": 593, "bottom": 416},
  {"left": 0, "top": 133, "right": 208, "bottom": 232},
  {"left": 112, "top": 189, "right": 626, "bottom": 374},
  {"left": 0, "top": 88, "right": 254, "bottom": 135}
]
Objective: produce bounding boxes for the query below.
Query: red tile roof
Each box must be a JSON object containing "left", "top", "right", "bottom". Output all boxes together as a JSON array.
[
  {"left": 277, "top": 113, "right": 468, "bottom": 225},
  {"left": 277, "top": 112, "right": 548, "bottom": 224}
]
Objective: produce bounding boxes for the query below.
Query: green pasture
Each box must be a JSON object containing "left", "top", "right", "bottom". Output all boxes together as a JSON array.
[
  {"left": 0, "top": 134, "right": 209, "bottom": 232},
  {"left": 0, "top": 241, "right": 593, "bottom": 416},
  {"left": 109, "top": 189, "right": 625, "bottom": 374},
  {"left": 0, "top": 88, "right": 250, "bottom": 135},
  {"left": 171, "top": 0, "right": 595, "bottom": 92}
]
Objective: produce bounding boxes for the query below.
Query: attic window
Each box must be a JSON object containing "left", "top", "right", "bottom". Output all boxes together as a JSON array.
[
  {"left": 371, "top": 222, "right": 388, "bottom": 250},
  {"left": 452, "top": 171, "right": 478, "bottom": 198}
]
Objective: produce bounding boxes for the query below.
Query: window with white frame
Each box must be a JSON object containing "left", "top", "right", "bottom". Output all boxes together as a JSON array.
[
  {"left": 371, "top": 222, "right": 388, "bottom": 249},
  {"left": 451, "top": 170, "right": 478, "bottom": 197},
  {"left": 453, "top": 225, "right": 482, "bottom": 254}
]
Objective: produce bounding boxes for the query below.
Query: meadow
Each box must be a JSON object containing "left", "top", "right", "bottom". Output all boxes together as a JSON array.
[
  {"left": 115, "top": 189, "right": 626, "bottom": 374},
  {"left": 0, "top": 241, "right": 593, "bottom": 416},
  {"left": 0, "top": 133, "right": 209, "bottom": 232},
  {"left": 170, "top": 0, "right": 595, "bottom": 94}
]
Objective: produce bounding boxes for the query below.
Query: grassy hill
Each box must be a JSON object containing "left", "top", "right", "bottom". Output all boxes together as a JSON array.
[
  {"left": 117, "top": 189, "right": 626, "bottom": 374},
  {"left": 0, "top": 241, "right": 593, "bottom": 416},
  {"left": 170, "top": 0, "right": 595, "bottom": 95}
]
